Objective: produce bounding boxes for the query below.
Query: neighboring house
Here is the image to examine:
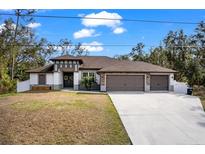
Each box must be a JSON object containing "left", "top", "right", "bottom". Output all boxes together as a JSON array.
[{"left": 26, "top": 55, "right": 177, "bottom": 92}]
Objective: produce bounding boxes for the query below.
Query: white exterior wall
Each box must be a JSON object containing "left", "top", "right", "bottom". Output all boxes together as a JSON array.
[
  {"left": 169, "top": 73, "right": 175, "bottom": 86},
  {"left": 78, "top": 71, "right": 82, "bottom": 83},
  {"left": 46, "top": 73, "right": 54, "bottom": 85},
  {"left": 53, "top": 72, "right": 61, "bottom": 85},
  {"left": 53, "top": 71, "right": 63, "bottom": 90},
  {"left": 96, "top": 74, "right": 100, "bottom": 84},
  {"left": 30, "top": 73, "right": 38, "bottom": 85},
  {"left": 74, "top": 72, "right": 79, "bottom": 90},
  {"left": 30, "top": 73, "right": 54, "bottom": 85},
  {"left": 74, "top": 72, "right": 79, "bottom": 85},
  {"left": 144, "top": 73, "right": 150, "bottom": 92}
]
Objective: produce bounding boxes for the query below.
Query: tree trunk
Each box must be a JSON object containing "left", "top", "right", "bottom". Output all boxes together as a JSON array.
[{"left": 11, "top": 10, "right": 20, "bottom": 80}]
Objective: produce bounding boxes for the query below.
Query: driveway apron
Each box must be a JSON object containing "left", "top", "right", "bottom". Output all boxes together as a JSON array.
[{"left": 108, "top": 92, "right": 205, "bottom": 144}]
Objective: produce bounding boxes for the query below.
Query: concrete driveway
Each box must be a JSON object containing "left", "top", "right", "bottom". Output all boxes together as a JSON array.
[{"left": 108, "top": 92, "right": 205, "bottom": 144}]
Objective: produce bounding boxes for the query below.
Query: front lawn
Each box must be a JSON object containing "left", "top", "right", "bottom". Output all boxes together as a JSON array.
[
  {"left": 0, "top": 91, "right": 130, "bottom": 144},
  {"left": 193, "top": 86, "right": 205, "bottom": 110}
]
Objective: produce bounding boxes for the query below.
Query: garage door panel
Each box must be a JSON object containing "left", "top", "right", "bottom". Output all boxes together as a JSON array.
[
  {"left": 106, "top": 75, "right": 144, "bottom": 91},
  {"left": 150, "top": 75, "right": 168, "bottom": 91}
]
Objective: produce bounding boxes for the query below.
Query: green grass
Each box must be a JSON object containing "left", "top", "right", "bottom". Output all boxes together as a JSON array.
[
  {"left": 11, "top": 99, "right": 96, "bottom": 111},
  {"left": 0, "top": 92, "right": 18, "bottom": 98},
  {"left": 11, "top": 100, "right": 48, "bottom": 111}
]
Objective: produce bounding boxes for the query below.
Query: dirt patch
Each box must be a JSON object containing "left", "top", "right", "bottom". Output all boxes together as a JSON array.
[{"left": 0, "top": 91, "right": 130, "bottom": 144}]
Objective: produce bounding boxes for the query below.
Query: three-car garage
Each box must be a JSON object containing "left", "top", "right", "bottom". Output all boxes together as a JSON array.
[{"left": 105, "top": 74, "right": 169, "bottom": 91}]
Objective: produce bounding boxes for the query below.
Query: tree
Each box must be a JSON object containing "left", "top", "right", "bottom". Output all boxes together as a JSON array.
[
  {"left": 0, "top": 18, "right": 54, "bottom": 80},
  {"left": 149, "top": 46, "right": 168, "bottom": 67},
  {"left": 191, "top": 21, "right": 205, "bottom": 67},
  {"left": 56, "top": 40, "right": 88, "bottom": 56},
  {"left": 58, "top": 39, "right": 72, "bottom": 55},
  {"left": 0, "top": 10, "right": 55, "bottom": 92},
  {"left": 71, "top": 43, "right": 88, "bottom": 56},
  {"left": 186, "top": 59, "right": 204, "bottom": 86},
  {"left": 10, "top": 9, "right": 37, "bottom": 80},
  {"left": 130, "top": 43, "right": 145, "bottom": 61},
  {"left": 163, "top": 30, "right": 192, "bottom": 81}
]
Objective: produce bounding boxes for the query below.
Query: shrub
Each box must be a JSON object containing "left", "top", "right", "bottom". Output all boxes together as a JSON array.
[
  {"left": 0, "top": 67, "right": 16, "bottom": 94},
  {"left": 81, "top": 76, "right": 95, "bottom": 90}
]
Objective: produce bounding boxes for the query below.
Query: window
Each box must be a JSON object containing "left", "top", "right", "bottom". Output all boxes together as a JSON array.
[
  {"left": 39, "top": 74, "right": 46, "bottom": 85},
  {"left": 89, "top": 72, "right": 95, "bottom": 78},
  {"left": 82, "top": 72, "right": 88, "bottom": 78},
  {"left": 82, "top": 72, "right": 95, "bottom": 81}
]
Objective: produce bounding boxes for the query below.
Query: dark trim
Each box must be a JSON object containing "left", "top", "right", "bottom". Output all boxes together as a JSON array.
[
  {"left": 27, "top": 71, "right": 53, "bottom": 73},
  {"left": 79, "top": 67, "right": 101, "bottom": 70},
  {"left": 97, "top": 71, "right": 177, "bottom": 73},
  {"left": 50, "top": 59, "right": 83, "bottom": 65},
  {"left": 38, "top": 73, "right": 46, "bottom": 85},
  {"left": 50, "top": 58, "right": 82, "bottom": 61},
  {"left": 63, "top": 72, "right": 74, "bottom": 88}
]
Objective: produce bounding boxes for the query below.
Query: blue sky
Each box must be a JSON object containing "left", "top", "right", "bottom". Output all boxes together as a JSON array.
[{"left": 0, "top": 9, "right": 205, "bottom": 57}]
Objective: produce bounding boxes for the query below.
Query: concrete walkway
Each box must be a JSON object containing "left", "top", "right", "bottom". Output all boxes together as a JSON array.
[{"left": 108, "top": 92, "right": 205, "bottom": 145}]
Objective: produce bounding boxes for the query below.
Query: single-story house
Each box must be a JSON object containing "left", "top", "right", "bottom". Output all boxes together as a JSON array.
[{"left": 26, "top": 55, "right": 177, "bottom": 92}]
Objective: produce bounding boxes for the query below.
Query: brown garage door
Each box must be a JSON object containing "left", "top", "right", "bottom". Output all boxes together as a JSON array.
[
  {"left": 106, "top": 75, "right": 144, "bottom": 91},
  {"left": 150, "top": 75, "right": 169, "bottom": 91}
]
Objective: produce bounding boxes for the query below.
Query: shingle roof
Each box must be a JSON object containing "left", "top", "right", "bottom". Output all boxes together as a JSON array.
[
  {"left": 78, "top": 56, "right": 118, "bottom": 69},
  {"left": 97, "top": 60, "right": 177, "bottom": 73},
  {"left": 26, "top": 64, "right": 54, "bottom": 73},
  {"left": 26, "top": 55, "right": 176, "bottom": 73},
  {"left": 50, "top": 55, "right": 83, "bottom": 63}
]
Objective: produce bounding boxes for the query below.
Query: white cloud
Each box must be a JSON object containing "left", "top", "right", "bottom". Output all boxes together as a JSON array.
[
  {"left": 82, "top": 11, "right": 122, "bottom": 28},
  {"left": 78, "top": 13, "right": 85, "bottom": 17},
  {"left": 73, "top": 28, "right": 99, "bottom": 39},
  {"left": 26, "top": 22, "right": 41, "bottom": 28},
  {"left": 82, "top": 41, "right": 104, "bottom": 52},
  {"left": 113, "top": 27, "right": 126, "bottom": 34},
  {"left": 81, "top": 11, "right": 126, "bottom": 34}
]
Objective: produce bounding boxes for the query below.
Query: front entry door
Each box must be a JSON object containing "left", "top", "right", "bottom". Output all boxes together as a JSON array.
[{"left": 63, "top": 72, "right": 73, "bottom": 88}]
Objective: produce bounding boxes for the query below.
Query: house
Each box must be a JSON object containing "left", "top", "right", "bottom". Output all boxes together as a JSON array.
[{"left": 26, "top": 55, "right": 177, "bottom": 92}]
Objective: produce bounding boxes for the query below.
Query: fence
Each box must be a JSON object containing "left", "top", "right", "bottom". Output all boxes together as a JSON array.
[
  {"left": 173, "top": 80, "right": 188, "bottom": 94},
  {"left": 17, "top": 80, "right": 30, "bottom": 92}
]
